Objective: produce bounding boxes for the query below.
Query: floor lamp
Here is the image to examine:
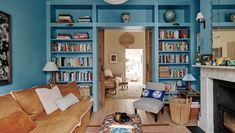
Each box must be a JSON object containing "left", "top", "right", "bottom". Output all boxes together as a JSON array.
[{"left": 43, "top": 62, "right": 58, "bottom": 84}]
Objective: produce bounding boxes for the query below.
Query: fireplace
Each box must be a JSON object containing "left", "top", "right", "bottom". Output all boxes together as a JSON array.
[{"left": 214, "top": 80, "right": 235, "bottom": 133}]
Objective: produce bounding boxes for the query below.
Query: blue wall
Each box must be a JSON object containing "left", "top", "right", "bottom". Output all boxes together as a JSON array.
[
  {"left": 0, "top": 0, "right": 47, "bottom": 95},
  {"left": 200, "top": 0, "right": 212, "bottom": 54}
]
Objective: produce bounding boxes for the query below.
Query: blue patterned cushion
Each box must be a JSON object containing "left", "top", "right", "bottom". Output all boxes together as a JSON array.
[{"left": 141, "top": 89, "right": 165, "bottom": 101}]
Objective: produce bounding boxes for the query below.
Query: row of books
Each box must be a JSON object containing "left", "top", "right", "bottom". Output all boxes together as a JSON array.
[
  {"left": 56, "top": 71, "right": 92, "bottom": 82},
  {"left": 57, "top": 14, "right": 92, "bottom": 23},
  {"left": 159, "top": 66, "right": 188, "bottom": 78},
  {"left": 52, "top": 43, "right": 92, "bottom": 52},
  {"left": 159, "top": 29, "right": 189, "bottom": 39},
  {"left": 56, "top": 32, "right": 89, "bottom": 40},
  {"left": 52, "top": 57, "right": 93, "bottom": 67},
  {"left": 159, "top": 54, "right": 189, "bottom": 63},
  {"left": 159, "top": 41, "right": 189, "bottom": 51}
]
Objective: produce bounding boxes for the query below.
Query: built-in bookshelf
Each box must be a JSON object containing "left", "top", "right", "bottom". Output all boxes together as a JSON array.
[
  {"left": 158, "top": 4, "right": 191, "bottom": 104},
  {"left": 48, "top": 4, "right": 94, "bottom": 88}
]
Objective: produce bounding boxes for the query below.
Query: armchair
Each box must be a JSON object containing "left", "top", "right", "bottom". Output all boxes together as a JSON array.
[
  {"left": 104, "top": 68, "right": 118, "bottom": 96},
  {"left": 133, "top": 82, "right": 165, "bottom": 122}
]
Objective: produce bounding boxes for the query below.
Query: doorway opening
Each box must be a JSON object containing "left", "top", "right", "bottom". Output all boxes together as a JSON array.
[{"left": 125, "top": 49, "right": 144, "bottom": 84}]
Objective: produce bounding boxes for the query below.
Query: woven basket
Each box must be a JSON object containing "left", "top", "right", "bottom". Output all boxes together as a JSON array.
[{"left": 169, "top": 97, "right": 192, "bottom": 125}]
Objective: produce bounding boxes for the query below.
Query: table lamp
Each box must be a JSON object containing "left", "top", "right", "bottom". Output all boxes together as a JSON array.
[
  {"left": 43, "top": 62, "right": 58, "bottom": 84},
  {"left": 182, "top": 73, "right": 196, "bottom": 92}
]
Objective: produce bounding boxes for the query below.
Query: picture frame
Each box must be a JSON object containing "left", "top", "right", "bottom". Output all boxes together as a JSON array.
[
  {"left": 0, "top": 11, "right": 11, "bottom": 85},
  {"left": 110, "top": 53, "right": 118, "bottom": 64}
]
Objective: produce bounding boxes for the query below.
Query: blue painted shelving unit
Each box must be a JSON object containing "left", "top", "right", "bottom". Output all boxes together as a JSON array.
[{"left": 47, "top": 0, "right": 199, "bottom": 111}]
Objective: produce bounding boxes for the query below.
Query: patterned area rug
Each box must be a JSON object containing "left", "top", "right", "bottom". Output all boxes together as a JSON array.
[
  {"left": 106, "top": 82, "right": 144, "bottom": 99},
  {"left": 85, "top": 124, "right": 172, "bottom": 133}
]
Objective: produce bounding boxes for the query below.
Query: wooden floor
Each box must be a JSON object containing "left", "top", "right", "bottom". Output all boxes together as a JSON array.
[{"left": 89, "top": 99, "right": 197, "bottom": 133}]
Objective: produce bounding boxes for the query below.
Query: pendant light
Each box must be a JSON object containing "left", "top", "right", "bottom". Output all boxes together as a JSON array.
[{"left": 104, "top": 0, "right": 128, "bottom": 5}]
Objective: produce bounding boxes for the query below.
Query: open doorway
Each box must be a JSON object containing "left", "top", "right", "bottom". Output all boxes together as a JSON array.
[
  {"left": 125, "top": 49, "right": 144, "bottom": 84},
  {"left": 98, "top": 29, "right": 152, "bottom": 106}
]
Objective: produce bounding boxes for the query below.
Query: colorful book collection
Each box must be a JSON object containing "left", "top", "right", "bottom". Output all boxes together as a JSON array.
[
  {"left": 56, "top": 32, "right": 89, "bottom": 40},
  {"left": 52, "top": 43, "right": 92, "bottom": 52},
  {"left": 159, "top": 29, "right": 189, "bottom": 39},
  {"left": 52, "top": 57, "right": 93, "bottom": 67},
  {"left": 159, "top": 41, "right": 189, "bottom": 51},
  {"left": 159, "top": 54, "right": 189, "bottom": 63},
  {"left": 56, "top": 71, "right": 92, "bottom": 82}
]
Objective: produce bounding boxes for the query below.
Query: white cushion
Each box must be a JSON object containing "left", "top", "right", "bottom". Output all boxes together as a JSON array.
[
  {"left": 35, "top": 86, "right": 63, "bottom": 115},
  {"left": 55, "top": 93, "right": 79, "bottom": 111},
  {"left": 133, "top": 98, "right": 164, "bottom": 114},
  {"left": 104, "top": 68, "right": 113, "bottom": 77}
]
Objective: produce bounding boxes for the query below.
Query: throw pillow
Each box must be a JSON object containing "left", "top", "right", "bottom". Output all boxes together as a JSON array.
[
  {"left": 35, "top": 86, "right": 63, "bottom": 115},
  {"left": 55, "top": 93, "right": 79, "bottom": 111},
  {"left": 56, "top": 81, "right": 81, "bottom": 100},
  {"left": 104, "top": 68, "right": 113, "bottom": 77},
  {"left": 0, "top": 111, "right": 37, "bottom": 133},
  {"left": 141, "top": 89, "right": 165, "bottom": 101}
]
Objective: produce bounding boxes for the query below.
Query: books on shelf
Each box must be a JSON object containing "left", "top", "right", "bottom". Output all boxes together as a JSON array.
[
  {"left": 52, "top": 43, "right": 92, "bottom": 52},
  {"left": 57, "top": 14, "right": 73, "bottom": 23},
  {"left": 55, "top": 32, "right": 89, "bottom": 40},
  {"left": 159, "top": 41, "right": 189, "bottom": 51},
  {"left": 73, "top": 32, "right": 89, "bottom": 39},
  {"left": 159, "top": 54, "right": 189, "bottom": 63},
  {"left": 159, "top": 66, "right": 170, "bottom": 78},
  {"left": 159, "top": 29, "right": 189, "bottom": 39},
  {"left": 56, "top": 34, "right": 72, "bottom": 40},
  {"left": 78, "top": 16, "right": 92, "bottom": 23},
  {"left": 52, "top": 57, "right": 93, "bottom": 67},
  {"left": 56, "top": 71, "right": 92, "bottom": 82},
  {"left": 159, "top": 66, "right": 188, "bottom": 78}
]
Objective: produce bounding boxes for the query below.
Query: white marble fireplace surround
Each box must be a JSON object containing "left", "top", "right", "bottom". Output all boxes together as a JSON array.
[{"left": 193, "top": 65, "right": 235, "bottom": 133}]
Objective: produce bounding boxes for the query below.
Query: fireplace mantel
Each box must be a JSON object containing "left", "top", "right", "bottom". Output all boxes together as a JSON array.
[{"left": 193, "top": 65, "right": 235, "bottom": 133}]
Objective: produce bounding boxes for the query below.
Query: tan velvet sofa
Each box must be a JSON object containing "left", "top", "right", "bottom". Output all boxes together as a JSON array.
[{"left": 0, "top": 83, "right": 92, "bottom": 133}]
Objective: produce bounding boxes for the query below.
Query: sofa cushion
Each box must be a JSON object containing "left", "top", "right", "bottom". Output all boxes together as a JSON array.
[
  {"left": 35, "top": 86, "right": 63, "bottom": 115},
  {"left": 31, "top": 98, "right": 92, "bottom": 133},
  {"left": 0, "top": 94, "right": 23, "bottom": 118},
  {"left": 0, "top": 110, "right": 37, "bottom": 133},
  {"left": 55, "top": 93, "right": 79, "bottom": 111},
  {"left": 11, "top": 84, "right": 50, "bottom": 120},
  {"left": 55, "top": 81, "right": 81, "bottom": 100}
]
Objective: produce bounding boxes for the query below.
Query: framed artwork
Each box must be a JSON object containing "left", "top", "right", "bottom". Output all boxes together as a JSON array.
[
  {"left": 110, "top": 53, "right": 118, "bottom": 64},
  {"left": 0, "top": 11, "right": 11, "bottom": 85}
]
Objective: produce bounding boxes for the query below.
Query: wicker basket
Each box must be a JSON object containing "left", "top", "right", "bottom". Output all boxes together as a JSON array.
[{"left": 169, "top": 97, "right": 192, "bottom": 125}]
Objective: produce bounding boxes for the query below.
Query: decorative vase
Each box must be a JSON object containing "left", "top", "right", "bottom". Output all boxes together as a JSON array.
[
  {"left": 121, "top": 12, "right": 130, "bottom": 23},
  {"left": 164, "top": 9, "right": 176, "bottom": 23}
]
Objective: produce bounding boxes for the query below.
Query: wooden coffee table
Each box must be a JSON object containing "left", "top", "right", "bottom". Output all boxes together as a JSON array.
[{"left": 119, "top": 82, "right": 128, "bottom": 89}]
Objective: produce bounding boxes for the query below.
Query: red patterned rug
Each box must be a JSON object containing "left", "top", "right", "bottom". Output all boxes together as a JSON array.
[{"left": 85, "top": 124, "right": 172, "bottom": 133}]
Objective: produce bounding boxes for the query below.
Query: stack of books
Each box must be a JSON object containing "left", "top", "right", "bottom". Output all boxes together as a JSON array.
[
  {"left": 159, "top": 66, "right": 170, "bottom": 78},
  {"left": 56, "top": 34, "right": 72, "bottom": 40},
  {"left": 78, "top": 16, "right": 92, "bottom": 23},
  {"left": 57, "top": 14, "right": 73, "bottom": 23},
  {"left": 74, "top": 32, "right": 89, "bottom": 39}
]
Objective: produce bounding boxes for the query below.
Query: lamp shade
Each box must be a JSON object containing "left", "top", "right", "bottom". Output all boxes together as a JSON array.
[
  {"left": 182, "top": 73, "right": 196, "bottom": 81},
  {"left": 196, "top": 12, "right": 205, "bottom": 21},
  {"left": 43, "top": 62, "right": 58, "bottom": 72},
  {"left": 104, "top": 0, "right": 128, "bottom": 4}
]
